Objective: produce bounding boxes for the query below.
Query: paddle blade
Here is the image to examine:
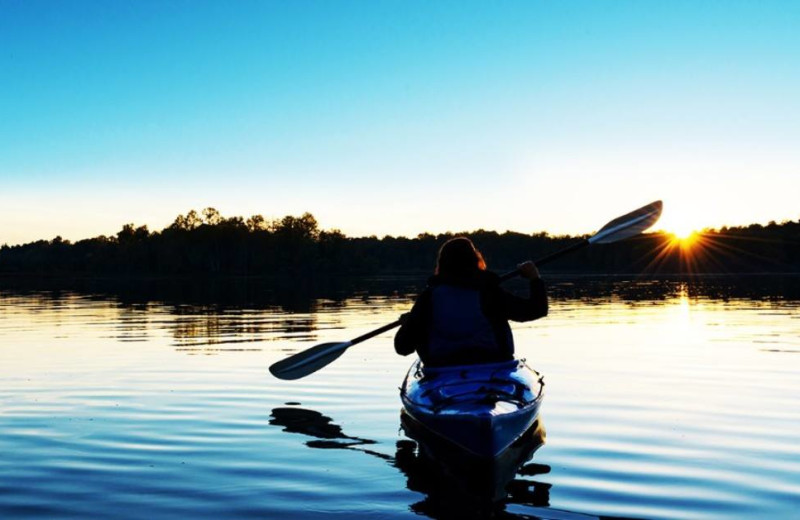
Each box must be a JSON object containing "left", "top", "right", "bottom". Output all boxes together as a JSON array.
[
  {"left": 269, "top": 341, "right": 352, "bottom": 380},
  {"left": 589, "top": 200, "right": 663, "bottom": 244}
]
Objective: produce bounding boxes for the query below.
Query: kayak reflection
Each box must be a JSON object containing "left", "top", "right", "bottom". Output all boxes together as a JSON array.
[
  {"left": 268, "top": 405, "right": 552, "bottom": 519},
  {"left": 268, "top": 406, "right": 392, "bottom": 460},
  {"left": 399, "top": 410, "right": 550, "bottom": 518}
]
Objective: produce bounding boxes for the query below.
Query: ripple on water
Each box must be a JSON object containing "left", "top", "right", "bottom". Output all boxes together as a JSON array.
[{"left": 2, "top": 279, "right": 800, "bottom": 519}]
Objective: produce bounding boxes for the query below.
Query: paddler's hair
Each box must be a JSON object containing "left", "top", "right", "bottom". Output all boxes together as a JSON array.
[{"left": 435, "top": 237, "right": 487, "bottom": 277}]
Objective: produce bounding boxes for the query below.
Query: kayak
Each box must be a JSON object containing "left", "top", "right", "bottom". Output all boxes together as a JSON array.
[{"left": 400, "top": 359, "right": 545, "bottom": 458}]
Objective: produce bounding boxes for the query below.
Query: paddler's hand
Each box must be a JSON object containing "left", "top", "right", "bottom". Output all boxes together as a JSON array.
[
  {"left": 517, "top": 261, "right": 540, "bottom": 280},
  {"left": 399, "top": 312, "right": 411, "bottom": 325}
]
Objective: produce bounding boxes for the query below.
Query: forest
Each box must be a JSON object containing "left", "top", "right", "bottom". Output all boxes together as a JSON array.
[{"left": 1, "top": 207, "right": 799, "bottom": 277}]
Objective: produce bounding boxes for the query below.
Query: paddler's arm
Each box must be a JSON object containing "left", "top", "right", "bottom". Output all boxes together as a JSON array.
[
  {"left": 501, "top": 261, "right": 548, "bottom": 322},
  {"left": 394, "top": 289, "right": 431, "bottom": 356}
]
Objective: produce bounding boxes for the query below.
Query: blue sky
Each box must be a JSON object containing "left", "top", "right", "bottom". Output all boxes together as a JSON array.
[{"left": 1, "top": 1, "right": 798, "bottom": 244}]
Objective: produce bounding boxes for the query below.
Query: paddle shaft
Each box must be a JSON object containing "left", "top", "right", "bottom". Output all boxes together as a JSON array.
[
  {"left": 499, "top": 238, "right": 589, "bottom": 282},
  {"left": 350, "top": 319, "right": 403, "bottom": 347}
]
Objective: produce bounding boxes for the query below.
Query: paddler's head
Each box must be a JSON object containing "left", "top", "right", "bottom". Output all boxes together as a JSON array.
[{"left": 435, "top": 237, "right": 487, "bottom": 277}]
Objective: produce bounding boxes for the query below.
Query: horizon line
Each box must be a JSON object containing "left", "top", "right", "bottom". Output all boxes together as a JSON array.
[{"left": 2, "top": 208, "right": 797, "bottom": 248}]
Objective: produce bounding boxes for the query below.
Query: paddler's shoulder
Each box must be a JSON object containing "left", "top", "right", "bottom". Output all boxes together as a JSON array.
[
  {"left": 428, "top": 270, "right": 500, "bottom": 289},
  {"left": 477, "top": 270, "right": 501, "bottom": 286}
]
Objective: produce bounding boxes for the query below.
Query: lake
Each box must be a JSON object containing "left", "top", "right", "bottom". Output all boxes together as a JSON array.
[{"left": 1, "top": 276, "right": 799, "bottom": 519}]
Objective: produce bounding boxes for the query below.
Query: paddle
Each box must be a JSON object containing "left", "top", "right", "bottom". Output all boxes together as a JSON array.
[
  {"left": 498, "top": 199, "right": 663, "bottom": 281},
  {"left": 269, "top": 200, "right": 663, "bottom": 380}
]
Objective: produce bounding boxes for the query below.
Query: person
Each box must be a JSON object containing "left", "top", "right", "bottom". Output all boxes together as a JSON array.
[{"left": 395, "top": 237, "right": 548, "bottom": 367}]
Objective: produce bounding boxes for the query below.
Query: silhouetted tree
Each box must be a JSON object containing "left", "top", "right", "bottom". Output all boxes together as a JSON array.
[
  {"left": 1, "top": 209, "right": 798, "bottom": 277},
  {"left": 202, "top": 207, "right": 223, "bottom": 226}
]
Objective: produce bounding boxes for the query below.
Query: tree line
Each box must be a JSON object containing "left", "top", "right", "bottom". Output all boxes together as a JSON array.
[{"left": 1, "top": 208, "right": 799, "bottom": 276}]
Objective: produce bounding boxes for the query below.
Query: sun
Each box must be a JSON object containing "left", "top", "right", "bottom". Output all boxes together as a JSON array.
[
  {"left": 670, "top": 224, "right": 697, "bottom": 241},
  {"left": 659, "top": 218, "right": 701, "bottom": 249},
  {"left": 665, "top": 225, "right": 700, "bottom": 251},
  {"left": 659, "top": 212, "right": 701, "bottom": 246}
]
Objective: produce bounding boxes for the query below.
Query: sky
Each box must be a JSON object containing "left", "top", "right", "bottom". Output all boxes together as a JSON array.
[{"left": 1, "top": 0, "right": 799, "bottom": 245}]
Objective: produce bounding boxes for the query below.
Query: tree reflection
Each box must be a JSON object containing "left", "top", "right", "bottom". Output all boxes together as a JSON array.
[{"left": 2, "top": 275, "right": 798, "bottom": 358}]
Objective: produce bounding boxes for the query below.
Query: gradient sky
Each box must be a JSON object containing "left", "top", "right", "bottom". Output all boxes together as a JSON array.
[{"left": 1, "top": 0, "right": 798, "bottom": 245}]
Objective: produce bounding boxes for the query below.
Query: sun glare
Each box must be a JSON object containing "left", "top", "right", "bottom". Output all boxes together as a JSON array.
[
  {"left": 668, "top": 218, "right": 697, "bottom": 240},
  {"left": 672, "top": 226, "right": 697, "bottom": 241},
  {"left": 661, "top": 215, "right": 700, "bottom": 247},
  {"left": 657, "top": 207, "right": 704, "bottom": 244},
  {"left": 664, "top": 220, "right": 700, "bottom": 249},
  {"left": 670, "top": 232, "right": 698, "bottom": 249}
]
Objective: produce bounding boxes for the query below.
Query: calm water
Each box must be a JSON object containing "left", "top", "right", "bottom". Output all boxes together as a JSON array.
[{"left": 1, "top": 277, "right": 799, "bottom": 519}]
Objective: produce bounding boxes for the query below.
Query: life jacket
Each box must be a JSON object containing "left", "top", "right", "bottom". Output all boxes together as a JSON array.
[{"left": 424, "top": 279, "right": 514, "bottom": 366}]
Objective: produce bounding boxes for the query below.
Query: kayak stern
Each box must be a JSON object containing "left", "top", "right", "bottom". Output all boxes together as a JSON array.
[{"left": 400, "top": 359, "right": 544, "bottom": 459}]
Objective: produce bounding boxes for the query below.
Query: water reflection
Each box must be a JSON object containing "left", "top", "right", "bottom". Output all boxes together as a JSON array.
[
  {"left": 4, "top": 274, "right": 800, "bottom": 309},
  {"left": 3, "top": 275, "right": 799, "bottom": 518},
  {"left": 0, "top": 276, "right": 418, "bottom": 353},
  {"left": 269, "top": 403, "right": 648, "bottom": 520},
  {"left": 399, "top": 412, "right": 550, "bottom": 518},
  {"left": 0, "top": 275, "right": 420, "bottom": 312},
  {"left": 269, "top": 404, "right": 544, "bottom": 518},
  {"left": 3, "top": 275, "right": 800, "bottom": 357},
  {"left": 269, "top": 405, "right": 641, "bottom": 519},
  {"left": 269, "top": 406, "right": 390, "bottom": 460}
]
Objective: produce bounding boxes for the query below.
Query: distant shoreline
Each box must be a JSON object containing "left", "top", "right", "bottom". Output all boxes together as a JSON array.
[
  {"left": 3, "top": 272, "right": 799, "bottom": 310},
  {"left": 2, "top": 210, "right": 799, "bottom": 278},
  {"left": 2, "top": 271, "right": 799, "bottom": 284}
]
